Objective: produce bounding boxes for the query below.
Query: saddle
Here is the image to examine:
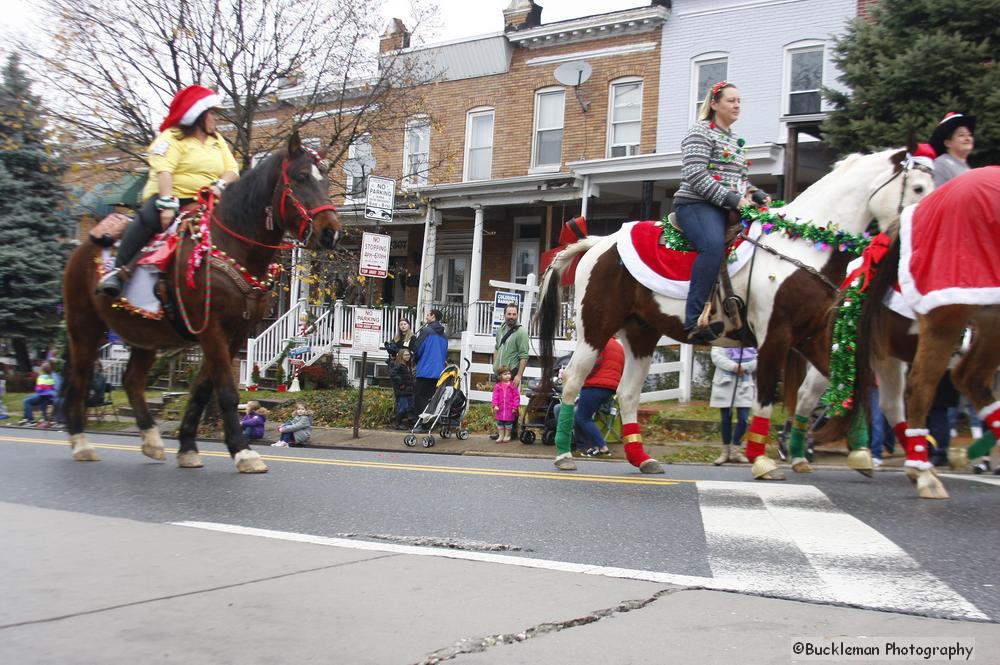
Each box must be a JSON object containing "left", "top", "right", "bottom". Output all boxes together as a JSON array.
[{"left": 664, "top": 210, "right": 756, "bottom": 345}]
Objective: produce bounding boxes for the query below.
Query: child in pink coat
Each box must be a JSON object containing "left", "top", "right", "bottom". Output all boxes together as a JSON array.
[{"left": 492, "top": 366, "right": 520, "bottom": 442}]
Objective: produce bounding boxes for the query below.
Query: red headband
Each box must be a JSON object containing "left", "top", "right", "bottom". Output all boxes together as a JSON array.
[{"left": 711, "top": 80, "right": 730, "bottom": 98}]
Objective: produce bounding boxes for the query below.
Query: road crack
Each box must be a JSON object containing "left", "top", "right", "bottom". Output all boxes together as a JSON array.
[{"left": 412, "top": 586, "right": 685, "bottom": 664}]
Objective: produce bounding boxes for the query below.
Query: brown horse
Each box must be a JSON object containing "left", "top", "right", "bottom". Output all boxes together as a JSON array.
[
  {"left": 62, "top": 132, "right": 341, "bottom": 473},
  {"left": 535, "top": 149, "right": 934, "bottom": 479}
]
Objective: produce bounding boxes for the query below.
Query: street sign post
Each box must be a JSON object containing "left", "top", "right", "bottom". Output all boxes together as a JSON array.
[
  {"left": 364, "top": 176, "right": 396, "bottom": 222},
  {"left": 359, "top": 232, "right": 391, "bottom": 278}
]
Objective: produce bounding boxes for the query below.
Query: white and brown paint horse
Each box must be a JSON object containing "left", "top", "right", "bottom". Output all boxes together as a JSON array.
[{"left": 536, "top": 148, "right": 934, "bottom": 478}]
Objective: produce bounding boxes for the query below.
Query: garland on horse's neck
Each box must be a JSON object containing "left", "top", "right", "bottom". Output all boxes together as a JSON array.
[
  {"left": 660, "top": 202, "right": 873, "bottom": 256},
  {"left": 820, "top": 277, "right": 866, "bottom": 417}
]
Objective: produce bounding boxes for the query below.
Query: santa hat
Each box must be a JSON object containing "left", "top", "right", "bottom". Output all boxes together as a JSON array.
[
  {"left": 929, "top": 112, "right": 975, "bottom": 157},
  {"left": 908, "top": 143, "right": 937, "bottom": 170},
  {"left": 159, "top": 85, "right": 222, "bottom": 132}
]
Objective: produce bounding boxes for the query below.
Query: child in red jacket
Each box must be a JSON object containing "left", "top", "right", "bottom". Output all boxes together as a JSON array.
[{"left": 492, "top": 366, "right": 520, "bottom": 442}]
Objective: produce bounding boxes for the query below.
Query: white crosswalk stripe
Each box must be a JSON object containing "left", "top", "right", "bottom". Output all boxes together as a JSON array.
[{"left": 697, "top": 481, "right": 987, "bottom": 620}]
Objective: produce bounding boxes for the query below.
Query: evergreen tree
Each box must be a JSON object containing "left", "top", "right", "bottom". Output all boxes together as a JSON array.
[
  {"left": 822, "top": 0, "right": 1000, "bottom": 165},
  {"left": 0, "top": 54, "right": 71, "bottom": 370}
]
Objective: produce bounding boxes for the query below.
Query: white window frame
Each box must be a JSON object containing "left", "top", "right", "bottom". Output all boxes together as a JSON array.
[
  {"left": 530, "top": 87, "right": 565, "bottom": 172},
  {"left": 690, "top": 53, "right": 728, "bottom": 124},
  {"left": 344, "top": 133, "right": 372, "bottom": 204},
  {"left": 783, "top": 40, "right": 825, "bottom": 116},
  {"left": 463, "top": 107, "right": 495, "bottom": 182},
  {"left": 402, "top": 115, "right": 430, "bottom": 189},
  {"left": 606, "top": 77, "right": 643, "bottom": 158},
  {"left": 510, "top": 217, "right": 541, "bottom": 284}
]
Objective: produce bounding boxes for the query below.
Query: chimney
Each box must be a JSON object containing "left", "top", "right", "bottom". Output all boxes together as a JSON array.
[
  {"left": 503, "top": 0, "right": 542, "bottom": 32},
  {"left": 380, "top": 18, "right": 411, "bottom": 53},
  {"left": 857, "top": 0, "right": 879, "bottom": 20}
]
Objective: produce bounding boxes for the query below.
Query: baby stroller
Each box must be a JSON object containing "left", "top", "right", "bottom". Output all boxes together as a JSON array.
[
  {"left": 517, "top": 355, "right": 570, "bottom": 445},
  {"left": 403, "top": 360, "right": 470, "bottom": 448}
]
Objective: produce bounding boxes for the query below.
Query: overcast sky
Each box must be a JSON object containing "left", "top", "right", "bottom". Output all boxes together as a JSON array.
[{"left": 2, "top": 1, "right": 649, "bottom": 51}]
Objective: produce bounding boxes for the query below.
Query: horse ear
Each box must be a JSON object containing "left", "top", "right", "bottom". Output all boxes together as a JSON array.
[
  {"left": 288, "top": 130, "right": 303, "bottom": 158},
  {"left": 905, "top": 127, "right": 917, "bottom": 155}
]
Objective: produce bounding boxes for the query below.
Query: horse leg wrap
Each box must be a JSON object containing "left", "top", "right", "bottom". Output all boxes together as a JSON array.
[
  {"left": 555, "top": 401, "right": 575, "bottom": 457},
  {"left": 847, "top": 408, "right": 870, "bottom": 451},
  {"left": 789, "top": 414, "right": 809, "bottom": 459},
  {"left": 904, "top": 428, "right": 931, "bottom": 465},
  {"left": 745, "top": 416, "right": 770, "bottom": 462},
  {"left": 622, "top": 422, "right": 652, "bottom": 467},
  {"left": 979, "top": 401, "right": 1000, "bottom": 439},
  {"left": 892, "top": 421, "right": 909, "bottom": 449}
]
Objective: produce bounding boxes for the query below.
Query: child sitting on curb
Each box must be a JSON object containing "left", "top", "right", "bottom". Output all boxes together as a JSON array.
[
  {"left": 273, "top": 402, "right": 312, "bottom": 448},
  {"left": 240, "top": 401, "right": 268, "bottom": 442}
]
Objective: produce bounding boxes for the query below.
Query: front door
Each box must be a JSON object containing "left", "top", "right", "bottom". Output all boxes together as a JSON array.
[{"left": 434, "top": 254, "right": 469, "bottom": 304}]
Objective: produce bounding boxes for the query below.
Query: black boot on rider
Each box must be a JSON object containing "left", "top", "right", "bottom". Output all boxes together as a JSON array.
[{"left": 97, "top": 199, "right": 163, "bottom": 298}]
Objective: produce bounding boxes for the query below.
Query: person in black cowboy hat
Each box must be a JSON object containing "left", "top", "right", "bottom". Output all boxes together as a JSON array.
[{"left": 929, "top": 112, "right": 975, "bottom": 187}]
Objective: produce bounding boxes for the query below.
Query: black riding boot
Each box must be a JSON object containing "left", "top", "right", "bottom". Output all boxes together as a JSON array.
[{"left": 97, "top": 216, "right": 157, "bottom": 297}]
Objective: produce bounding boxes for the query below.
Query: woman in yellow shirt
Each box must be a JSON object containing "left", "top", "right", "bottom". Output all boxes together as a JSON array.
[{"left": 98, "top": 85, "right": 240, "bottom": 297}]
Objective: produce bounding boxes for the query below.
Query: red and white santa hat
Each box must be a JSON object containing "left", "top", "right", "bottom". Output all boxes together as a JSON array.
[
  {"left": 908, "top": 143, "right": 937, "bottom": 170},
  {"left": 159, "top": 85, "right": 222, "bottom": 132}
]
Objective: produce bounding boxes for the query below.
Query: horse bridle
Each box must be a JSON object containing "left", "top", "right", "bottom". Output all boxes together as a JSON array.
[
  {"left": 277, "top": 149, "right": 339, "bottom": 246},
  {"left": 867, "top": 157, "right": 933, "bottom": 220}
]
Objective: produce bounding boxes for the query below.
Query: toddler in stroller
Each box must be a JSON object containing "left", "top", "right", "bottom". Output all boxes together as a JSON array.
[{"left": 403, "top": 361, "right": 470, "bottom": 448}]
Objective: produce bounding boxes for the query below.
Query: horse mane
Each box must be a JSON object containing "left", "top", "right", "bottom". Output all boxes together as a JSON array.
[
  {"left": 785, "top": 147, "right": 905, "bottom": 213},
  {"left": 215, "top": 152, "right": 285, "bottom": 235}
]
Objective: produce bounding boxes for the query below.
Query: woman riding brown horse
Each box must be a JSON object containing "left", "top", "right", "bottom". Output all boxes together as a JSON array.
[{"left": 62, "top": 131, "right": 340, "bottom": 473}]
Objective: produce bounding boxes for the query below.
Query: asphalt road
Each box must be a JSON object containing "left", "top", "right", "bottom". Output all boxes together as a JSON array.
[{"left": 2, "top": 427, "right": 997, "bottom": 627}]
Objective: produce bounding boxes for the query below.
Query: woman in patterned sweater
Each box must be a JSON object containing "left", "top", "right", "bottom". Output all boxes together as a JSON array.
[{"left": 673, "top": 81, "right": 770, "bottom": 343}]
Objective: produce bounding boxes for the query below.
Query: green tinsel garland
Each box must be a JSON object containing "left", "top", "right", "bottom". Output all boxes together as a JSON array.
[
  {"left": 820, "top": 275, "right": 868, "bottom": 417},
  {"left": 658, "top": 220, "right": 694, "bottom": 252},
  {"left": 740, "top": 204, "right": 871, "bottom": 255}
]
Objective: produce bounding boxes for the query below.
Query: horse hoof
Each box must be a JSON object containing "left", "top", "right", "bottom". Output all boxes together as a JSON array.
[
  {"left": 947, "top": 447, "right": 969, "bottom": 471},
  {"left": 140, "top": 428, "right": 165, "bottom": 461},
  {"left": 72, "top": 448, "right": 101, "bottom": 462},
  {"left": 639, "top": 458, "right": 664, "bottom": 474},
  {"left": 790, "top": 458, "right": 813, "bottom": 473},
  {"left": 904, "top": 466, "right": 919, "bottom": 485},
  {"left": 752, "top": 456, "right": 786, "bottom": 480},
  {"left": 141, "top": 443, "right": 166, "bottom": 461},
  {"left": 177, "top": 451, "right": 204, "bottom": 468},
  {"left": 69, "top": 434, "right": 100, "bottom": 462},
  {"left": 235, "top": 450, "right": 268, "bottom": 474},
  {"left": 916, "top": 469, "right": 949, "bottom": 499},
  {"left": 847, "top": 449, "right": 874, "bottom": 478},
  {"left": 554, "top": 455, "right": 577, "bottom": 471}
]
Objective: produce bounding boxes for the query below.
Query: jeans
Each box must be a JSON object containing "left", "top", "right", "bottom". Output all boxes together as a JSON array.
[
  {"left": 927, "top": 406, "right": 951, "bottom": 463},
  {"left": 396, "top": 395, "right": 414, "bottom": 418},
  {"left": 242, "top": 427, "right": 260, "bottom": 441},
  {"left": 674, "top": 201, "right": 728, "bottom": 330},
  {"left": 720, "top": 406, "right": 749, "bottom": 446},
  {"left": 574, "top": 387, "right": 614, "bottom": 450},
  {"left": 23, "top": 394, "right": 53, "bottom": 421},
  {"left": 868, "top": 387, "right": 893, "bottom": 459}
]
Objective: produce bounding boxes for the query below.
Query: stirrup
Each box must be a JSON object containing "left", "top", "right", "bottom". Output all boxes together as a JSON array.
[
  {"left": 685, "top": 321, "right": 724, "bottom": 344},
  {"left": 97, "top": 268, "right": 125, "bottom": 297}
]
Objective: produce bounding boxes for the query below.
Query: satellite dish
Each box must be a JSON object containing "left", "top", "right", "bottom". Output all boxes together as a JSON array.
[{"left": 554, "top": 61, "right": 592, "bottom": 87}]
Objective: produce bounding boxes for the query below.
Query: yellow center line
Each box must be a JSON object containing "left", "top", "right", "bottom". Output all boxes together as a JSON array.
[{"left": 0, "top": 435, "right": 691, "bottom": 486}]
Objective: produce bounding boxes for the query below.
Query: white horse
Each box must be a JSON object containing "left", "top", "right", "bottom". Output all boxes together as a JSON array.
[{"left": 535, "top": 148, "right": 934, "bottom": 479}]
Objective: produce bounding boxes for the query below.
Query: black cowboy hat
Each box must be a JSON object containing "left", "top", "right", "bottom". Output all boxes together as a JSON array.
[{"left": 930, "top": 112, "right": 976, "bottom": 157}]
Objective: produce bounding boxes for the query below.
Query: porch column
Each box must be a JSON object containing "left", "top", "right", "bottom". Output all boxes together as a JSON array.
[
  {"left": 416, "top": 205, "right": 438, "bottom": 317},
  {"left": 467, "top": 205, "right": 485, "bottom": 334},
  {"left": 580, "top": 174, "right": 590, "bottom": 219}
]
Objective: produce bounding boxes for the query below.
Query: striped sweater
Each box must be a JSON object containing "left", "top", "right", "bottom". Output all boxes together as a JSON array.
[{"left": 675, "top": 120, "right": 754, "bottom": 209}]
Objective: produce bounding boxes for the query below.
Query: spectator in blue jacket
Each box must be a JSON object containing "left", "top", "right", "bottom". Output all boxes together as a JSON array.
[{"left": 412, "top": 308, "right": 447, "bottom": 419}]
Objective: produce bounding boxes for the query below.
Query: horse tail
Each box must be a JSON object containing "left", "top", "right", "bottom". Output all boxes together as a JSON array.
[
  {"left": 813, "top": 237, "right": 902, "bottom": 444},
  {"left": 533, "top": 237, "right": 601, "bottom": 405}
]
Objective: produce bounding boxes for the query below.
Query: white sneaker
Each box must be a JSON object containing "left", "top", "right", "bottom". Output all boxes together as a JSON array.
[
  {"left": 872, "top": 457, "right": 884, "bottom": 469},
  {"left": 270, "top": 441, "right": 288, "bottom": 447}
]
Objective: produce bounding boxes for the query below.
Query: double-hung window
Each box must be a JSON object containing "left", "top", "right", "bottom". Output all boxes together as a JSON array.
[
  {"left": 344, "top": 133, "right": 372, "bottom": 202},
  {"left": 532, "top": 88, "right": 565, "bottom": 169},
  {"left": 464, "top": 108, "right": 494, "bottom": 182},
  {"left": 608, "top": 78, "right": 642, "bottom": 157},
  {"left": 692, "top": 56, "right": 728, "bottom": 121},
  {"left": 787, "top": 45, "right": 824, "bottom": 115},
  {"left": 403, "top": 117, "right": 430, "bottom": 188}
]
